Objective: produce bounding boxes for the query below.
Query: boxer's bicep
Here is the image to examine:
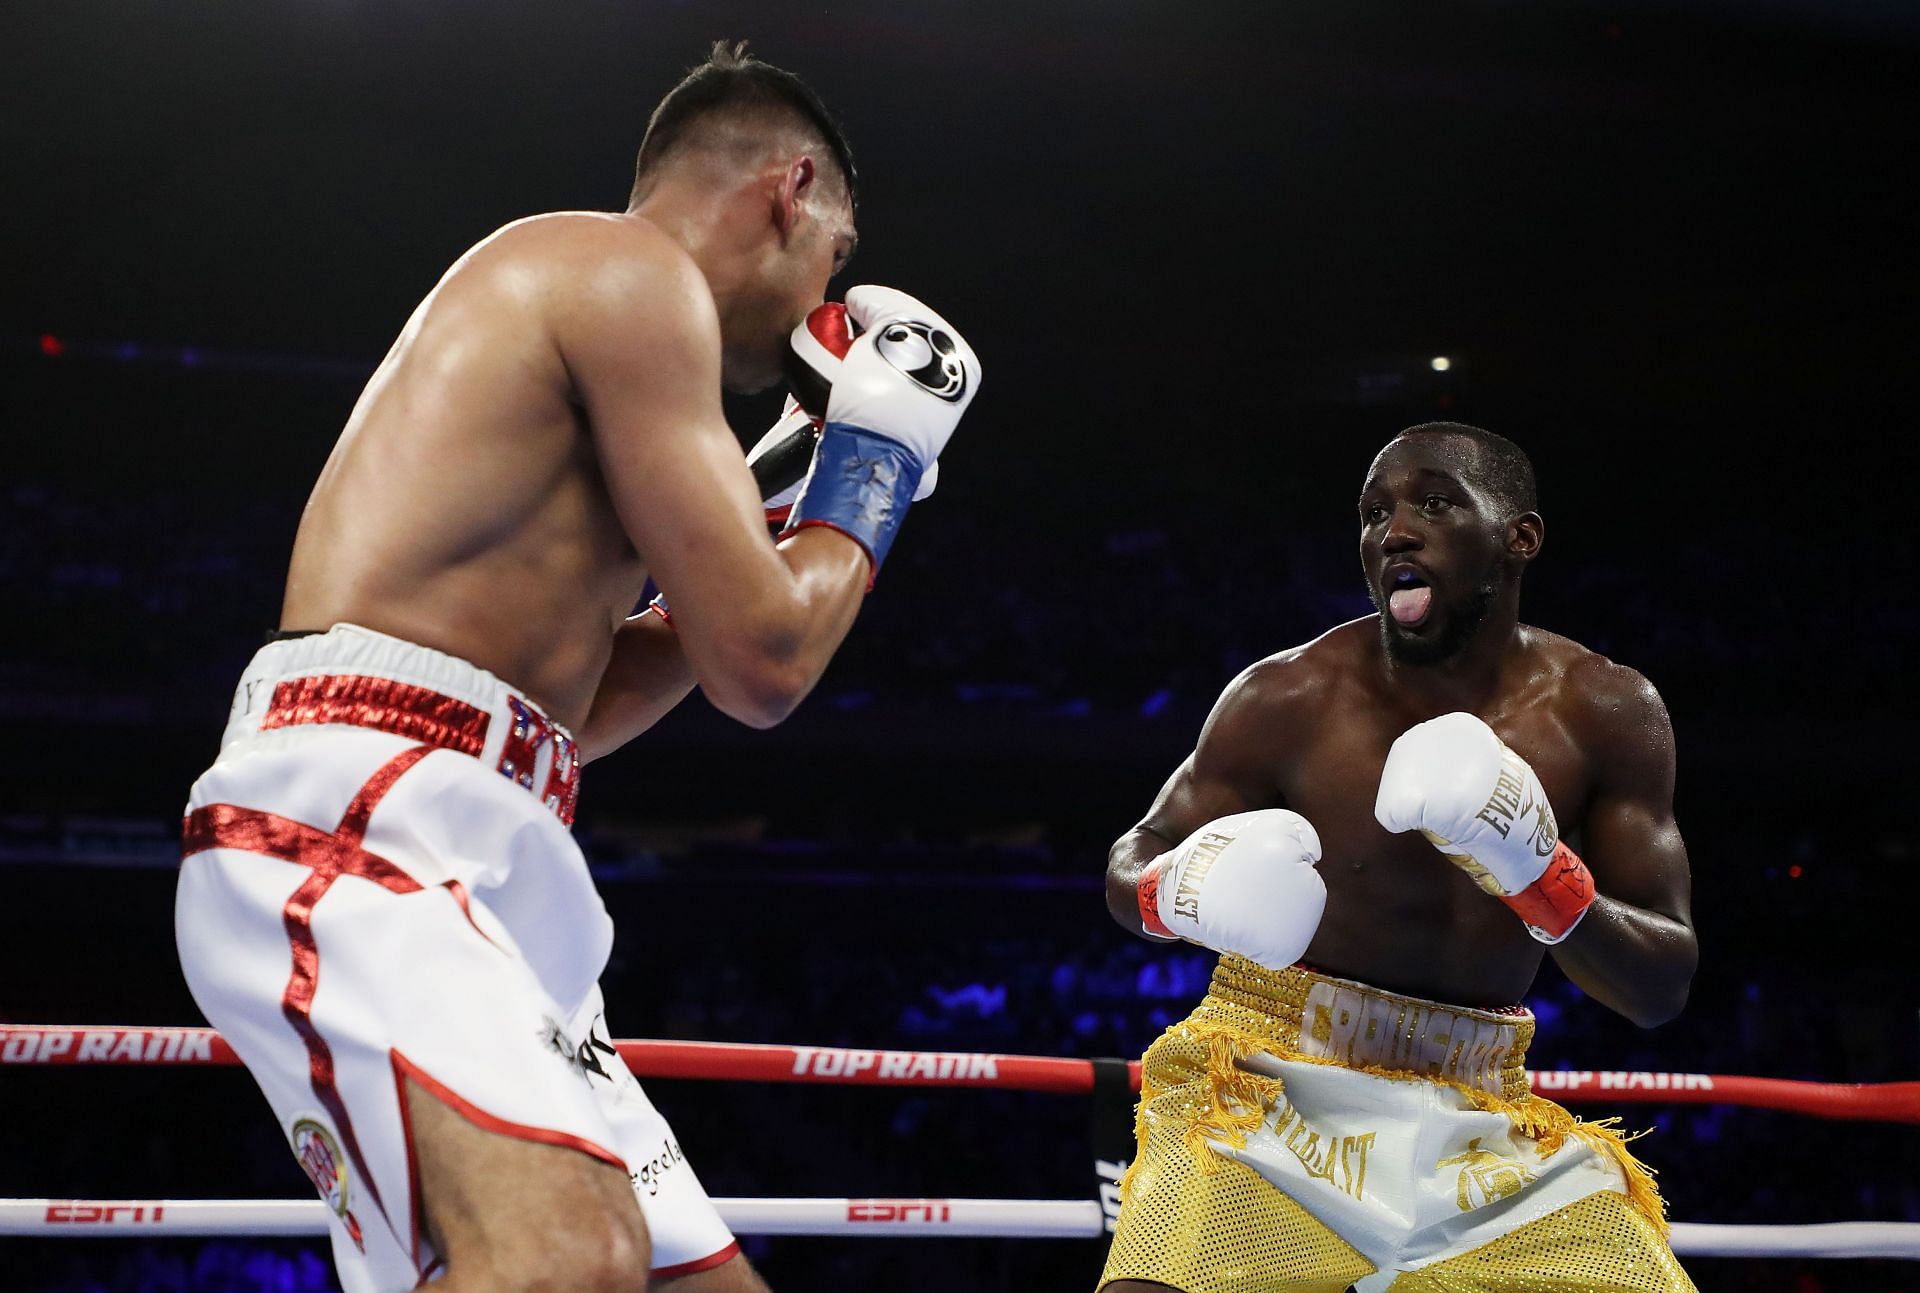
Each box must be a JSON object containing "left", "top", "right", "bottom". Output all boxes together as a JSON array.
[
  {"left": 1137, "top": 667, "right": 1293, "bottom": 849},
  {"left": 557, "top": 241, "right": 826, "bottom": 686},
  {"left": 560, "top": 246, "right": 768, "bottom": 581},
  {"left": 1580, "top": 672, "right": 1693, "bottom": 929},
  {"left": 1108, "top": 657, "right": 1312, "bottom": 934}
]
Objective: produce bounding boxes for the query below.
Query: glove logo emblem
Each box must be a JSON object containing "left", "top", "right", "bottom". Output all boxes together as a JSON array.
[
  {"left": 875, "top": 320, "right": 968, "bottom": 403},
  {"left": 1171, "top": 830, "right": 1232, "bottom": 923},
  {"left": 1524, "top": 798, "right": 1558, "bottom": 858}
]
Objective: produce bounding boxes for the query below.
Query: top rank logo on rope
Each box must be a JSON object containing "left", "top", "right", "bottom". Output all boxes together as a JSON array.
[
  {"left": 789, "top": 1046, "right": 997, "bottom": 1081},
  {"left": 6, "top": 1026, "right": 1918, "bottom": 1124}
]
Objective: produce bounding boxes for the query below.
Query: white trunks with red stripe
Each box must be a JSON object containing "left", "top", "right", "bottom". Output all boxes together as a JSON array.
[{"left": 174, "top": 623, "right": 736, "bottom": 1291}]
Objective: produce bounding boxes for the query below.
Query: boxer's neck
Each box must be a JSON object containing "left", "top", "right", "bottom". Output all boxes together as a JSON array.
[
  {"left": 1379, "top": 588, "right": 1526, "bottom": 714},
  {"left": 629, "top": 172, "right": 777, "bottom": 322}
]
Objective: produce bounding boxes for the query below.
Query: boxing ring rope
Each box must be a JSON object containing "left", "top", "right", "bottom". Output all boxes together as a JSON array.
[
  {"left": 0, "top": 1199, "right": 1105, "bottom": 1241},
  {"left": 5, "top": 1026, "right": 1918, "bottom": 1121},
  {"left": 5, "top": 1026, "right": 1917, "bottom": 1260},
  {"left": 4, "top": 1200, "right": 1918, "bottom": 1258}
]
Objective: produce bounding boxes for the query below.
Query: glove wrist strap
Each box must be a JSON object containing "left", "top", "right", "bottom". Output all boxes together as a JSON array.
[
  {"left": 782, "top": 424, "right": 924, "bottom": 582},
  {"left": 1502, "top": 840, "right": 1596, "bottom": 944},
  {"left": 1135, "top": 859, "right": 1178, "bottom": 941}
]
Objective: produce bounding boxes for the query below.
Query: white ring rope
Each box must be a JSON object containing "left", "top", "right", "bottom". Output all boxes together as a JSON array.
[
  {"left": 3, "top": 1198, "right": 1096, "bottom": 1240},
  {"left": 3, "top": 1199, "right": 1916, "bottom": 1258}
]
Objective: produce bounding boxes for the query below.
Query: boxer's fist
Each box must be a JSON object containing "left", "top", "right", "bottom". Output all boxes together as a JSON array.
[
  {"left": 1375, "top": 713, "right": 1594, "bottom": 942},
  {"left": 783, "top": 301, "right": 855, "bottom": 420},
  {"left": 784, "top": 287, "right": 979, "bottom": 572},
  {"left": 757, "top": 305, "right": 938, "bottom": 524},
  {"left": 1137, "top": 810, "right": 1326, "bottom": 971},
  {"left": 1374, "top": 713, "right": 1558, "bottom": 895},
  {"left": 825, "top": 285, "right": 980, "bottom": 470}
]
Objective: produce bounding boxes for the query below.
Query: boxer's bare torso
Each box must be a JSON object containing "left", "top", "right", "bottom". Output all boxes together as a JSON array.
[
  {"left": 1111, "top": 429, "right": 1695, "bottom": 1022},
  {"left": 283, "top": 213, "right": 672, "bottom": 729},
  {"left": 1103, "top": 427, "right": 1696, "bottom": 1293},
  {"left": 1164, "top": 619, "right": 1673, "bottom": 1006},
  {"left": 238, "top": 57, "right": 897, "bottom": 1290}
]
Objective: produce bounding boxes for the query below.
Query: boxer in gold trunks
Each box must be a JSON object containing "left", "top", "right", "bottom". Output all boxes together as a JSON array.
[{"left": 1101, "top": 423, "right": 1698, "bottom": 1292}]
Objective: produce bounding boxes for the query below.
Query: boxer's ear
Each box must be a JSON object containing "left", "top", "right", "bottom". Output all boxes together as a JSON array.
[
  {"left": 1508, "top": 512, "right": 1544, "bottom": 563},
  {"left": 771, "top": 156, "right": 816, "bottom": 240}
]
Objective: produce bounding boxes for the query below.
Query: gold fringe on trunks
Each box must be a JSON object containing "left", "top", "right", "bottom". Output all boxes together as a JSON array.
[{"left": 1121, "top": 1012, "right": 1668, "bottom": 1235}]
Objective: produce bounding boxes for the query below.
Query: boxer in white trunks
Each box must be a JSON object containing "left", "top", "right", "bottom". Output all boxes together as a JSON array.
[
  {"left": 173, "top": 43, "right": 980, "bottom": 1293},
  {"left": 1101, "top": 424, "right": 1699, "bottom": 1292}
]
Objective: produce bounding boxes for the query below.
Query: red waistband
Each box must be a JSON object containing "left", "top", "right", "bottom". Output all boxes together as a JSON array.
[{"left": 259, "top": 673, "right": 580, "bottom": 825}]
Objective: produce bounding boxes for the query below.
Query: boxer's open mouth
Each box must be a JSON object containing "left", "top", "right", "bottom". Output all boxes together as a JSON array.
[{"left": 1386, "top": 565, "right": 1432, "bottom": 627}]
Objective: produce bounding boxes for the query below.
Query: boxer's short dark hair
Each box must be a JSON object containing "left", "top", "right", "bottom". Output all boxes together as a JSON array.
[
  {"left": 1401, "top": 422, "right": 1539, "bottom": 516},
  {"left": 632, "top": 41, "right": 856, "bottom": 209}
]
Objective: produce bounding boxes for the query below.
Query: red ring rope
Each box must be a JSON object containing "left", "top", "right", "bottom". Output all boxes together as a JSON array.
[{"left": 3, "top": 1026, "right": 1916, "bottom": 1122}]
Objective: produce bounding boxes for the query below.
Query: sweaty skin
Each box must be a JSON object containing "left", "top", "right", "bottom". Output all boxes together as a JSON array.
[
  {"left": 285, "top": 215, "right": 655, "bottom": 726},
  {"left": 276, "top": 141, "right": 863, "bottom": 1293},
  {"left": 1108, "top": 435, "right": 1697, "bottom": 1022},
  {"left": 283, "top": 196, "right": 862, "bottom": 749}
]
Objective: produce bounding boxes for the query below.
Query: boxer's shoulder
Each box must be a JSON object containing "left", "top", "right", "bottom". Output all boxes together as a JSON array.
[
  {"left": 453, "top": 213, "right": 712, "bottom": 321},
  {"left": 1212, "top": 627, "right": 1360, "bottom": 730},
  {"left": 1288, "top": 617, "right": 1395, "bottom": 705},
  {"left": 1526, "top": 631, "right": 1661, "bottom": 713},
  {"left": 468, "top": 214, "right": 721, "bottom": 388},
  {"left": 1526, "top": 629, "right": 1674, "bottom": 766}
]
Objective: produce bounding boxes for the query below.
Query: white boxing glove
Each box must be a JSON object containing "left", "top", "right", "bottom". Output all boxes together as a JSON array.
[
  {"left": 827, "top": 285, "right": 980, "bottom": 464},
  {"left": 1374, "top": 712, "right": 1595, "bottom": 943},
  {"left": 783, "top": 285, "right": 979, "bottom": 573},
  {"left": 760, "top": 300, "right": 937, "bottom": 521},
  {"left": 1136, "top": 810, "right": 1327, "bottom": 971}
]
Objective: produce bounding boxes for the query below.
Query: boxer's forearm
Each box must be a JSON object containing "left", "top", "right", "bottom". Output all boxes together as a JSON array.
[
  {"left": 1547, "top": 895, "right": 1697, "bottom": 1029},
  {"left": 579, "top": 612, "right": 698, "bottom": 762}
]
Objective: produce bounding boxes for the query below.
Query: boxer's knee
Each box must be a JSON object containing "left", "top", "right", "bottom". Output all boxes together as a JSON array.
[
  {"left": 441, "top": 1183, "right": 650, "bottom": 1292},
  {"left": 526, "top": 1206, "right": 652, "bottom": 1283},
  {"left": 510, "top": 1202, "right": 650, "bottom": 1293}
]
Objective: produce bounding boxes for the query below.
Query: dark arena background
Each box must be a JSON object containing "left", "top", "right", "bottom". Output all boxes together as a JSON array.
[{"left": 3, "top": 2, "right": 1915, "bottom": 1290}]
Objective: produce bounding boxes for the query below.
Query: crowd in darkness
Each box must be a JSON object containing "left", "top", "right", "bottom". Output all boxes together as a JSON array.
[
  {"left": 2, "top": 370, "right": 1913, "bottom": 1290},
  {"left": 2, "top": 468, "right": 1906, "bottom": 735}
]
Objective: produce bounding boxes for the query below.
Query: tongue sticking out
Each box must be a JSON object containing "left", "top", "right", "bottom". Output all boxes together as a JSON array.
[{"left": 1389, "top": 586, "right": 1433, "bottom": 625}]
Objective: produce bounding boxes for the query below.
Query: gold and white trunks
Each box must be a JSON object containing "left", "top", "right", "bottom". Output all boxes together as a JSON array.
[{"left": 1100, "top": 956, "right": 1692, "bottom": 1292}]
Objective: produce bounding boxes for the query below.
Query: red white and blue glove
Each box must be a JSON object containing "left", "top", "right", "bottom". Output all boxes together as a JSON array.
[
  {"left": 753, "top": 302, "right": 940, "bottom": 527},
  {"left": 1374, "top": 713, "right": 1596, "bottom": 943},
  {"left": 779, "top": 286, "right": 978, "bottom": 575}
]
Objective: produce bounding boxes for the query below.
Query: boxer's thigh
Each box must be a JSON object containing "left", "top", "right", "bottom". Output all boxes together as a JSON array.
[
  {"left": 403, "top": 1075, "right": 650, "bottom": 1290},
  {"left": 181, "top": 838, "right": 643, "bottom": 1289},
  {"left": 1385, "top": 1190, "right": 1695, "bottom": 1292},
  {"left": 355, "top": 883, "right": 646, "bottom": 1286},
  {"left": 572, "top": 985, "right": 742, "bottom": 1279},
  {"left": 1099, "top": 1026, "right": 1374, "bottom": 1293}
]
